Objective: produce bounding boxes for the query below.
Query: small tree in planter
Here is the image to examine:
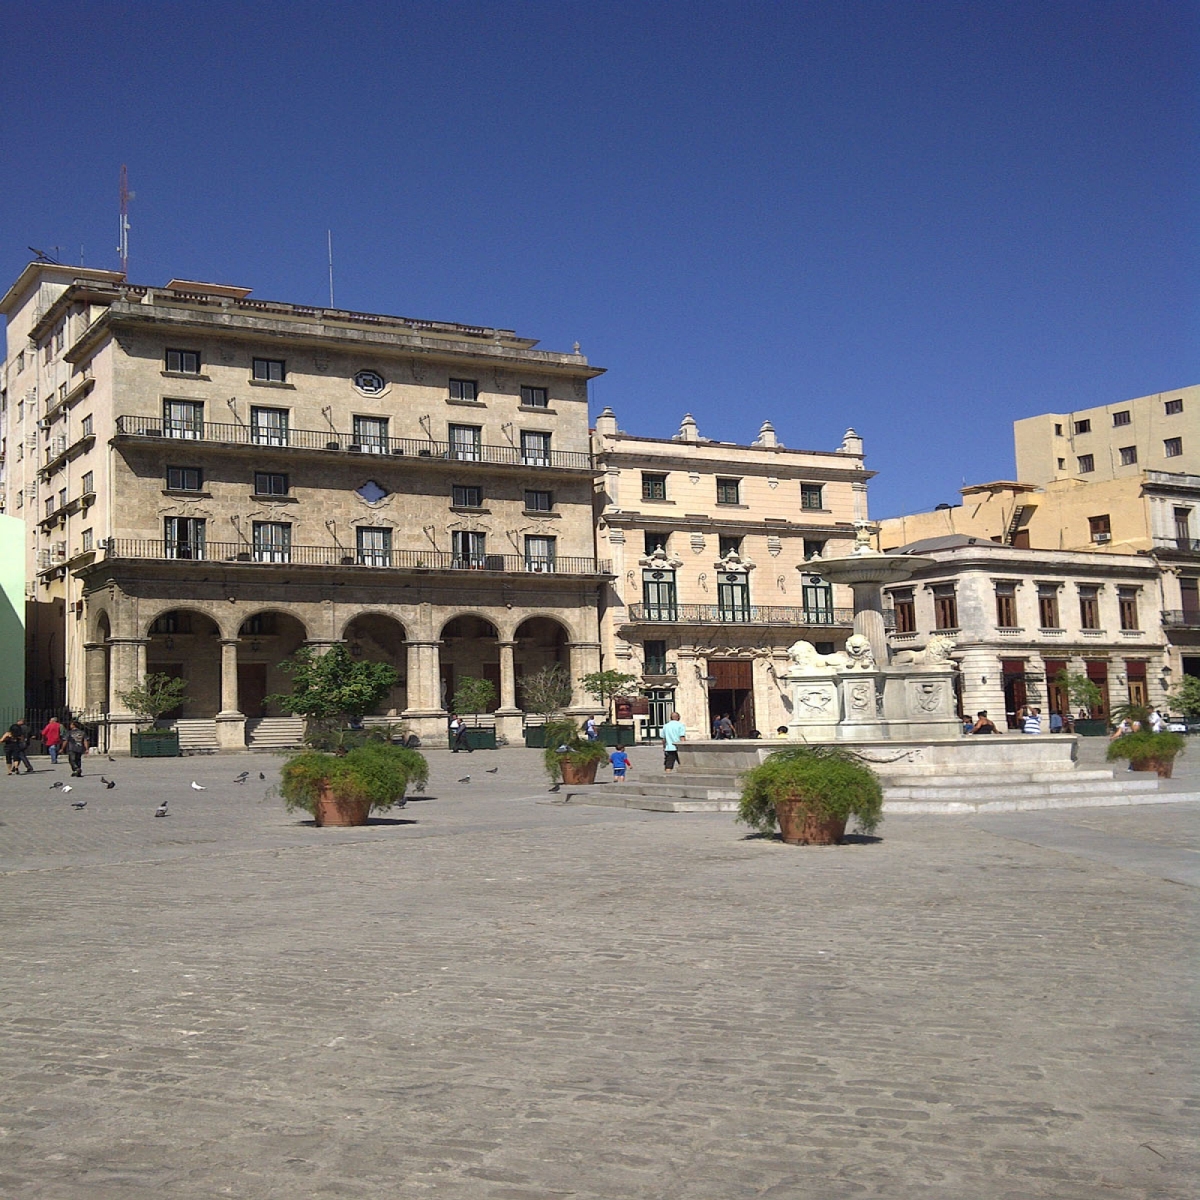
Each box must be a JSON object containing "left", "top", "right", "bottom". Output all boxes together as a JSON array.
[
  {"left": 118, "top": 673, "right": 188, "bottom": 727},
  {"left": 541, "top": 717, "right": 611, "bottom": 787},
  {"left": 452, "top": 676, "right": 496, "bottom": 726},
  {"left": 518, "top": 664, "right": 573, "bottom": 747},
  {"left": 1106, "top": 730, "right": 1185, "bottom": 778},
  {"left": 1055, "top": 670, "right": 1106, "bottom": 733},
  {"left": 280, "top": 742, "right": 429, "bottom": 827},
  {"left": 578, "top": 670, "right": 638, "bottom": 724},
  {"left": 737, "top": 746, "right": 883, "bottom": 845},
  {"left": 1168, "top": 675, "right": 1200, "bottom": 720},
  {"left": 268, "top": 644, "right": 398, "bottom": 750}
]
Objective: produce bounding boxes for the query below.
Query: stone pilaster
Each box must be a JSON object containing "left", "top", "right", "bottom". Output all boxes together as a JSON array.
[{"left": 215, "top": 638, "right": 246, "bottom": 750}]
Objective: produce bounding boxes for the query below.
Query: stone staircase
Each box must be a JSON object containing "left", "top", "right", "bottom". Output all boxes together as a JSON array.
[
  {"left": 175, "top": 719, "right": 219, "bottom": 752},
  {"left": 564, "top": 763, "right": 1186, "bottom": 815},
  {"left": 245, "top": 717, "right": 306, "bottom": 750}
]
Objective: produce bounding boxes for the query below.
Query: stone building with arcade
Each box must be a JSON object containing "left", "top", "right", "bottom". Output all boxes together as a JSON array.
[{"left": 1, "top": 262, "right": 609, "bottom": 749}]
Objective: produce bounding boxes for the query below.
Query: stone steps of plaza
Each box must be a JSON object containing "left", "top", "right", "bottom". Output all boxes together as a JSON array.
[
  {"left": 245, "top": 717, "right": 306, "bottom": 749},
  {"left": 565, "top": 766, "right": 1175, "bottom": 815},
  {"left": 175, "top": 719, "right": 218, "bottom": 750}
]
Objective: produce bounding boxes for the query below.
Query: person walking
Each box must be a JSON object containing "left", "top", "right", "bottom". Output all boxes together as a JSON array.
[
  {"left": 41, "top": 716, "right": 64, "bottom": 765},
  {"left": 65, "top": 720, "right": 88, "bottom": 777},
  {"left": 715, "top": 713, "right": 735, "bottom": 740},
  {"left": 7, "top": 720, "right": 34, "bottom": 774},
  {"left": 661, "top": 712, "right": 687, "bottom": 773},
  {"left": 583, "top": 716, "right": 598, "bottom": 741},
  {"left": 448, "top": 714, "right": 472, "bottom": 753},
  {"left": 609, "top": 745, "right": 631, "bottom": 781},
  {"left": 1149, "top": 709, "right": 1165, "bottom": 733}
]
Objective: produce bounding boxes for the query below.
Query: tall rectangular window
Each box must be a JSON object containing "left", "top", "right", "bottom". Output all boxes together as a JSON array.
[
  {"left": 524, "top": 489, "right": 552, "bottom": 512},
  {"left": 1175, "top": 507, "right": 1193, "bottom": 547},
  {"left": 1078, "top": 586, "right": 1100, "bottom": 630},
  {"left": 1077, "top": 454, "right": 1095, "bottom": 473},
  {"left": 252, "top": 521, "right": 291, "bottom": 563},
  {"left": 81, "top": 414, "right": 93, "bottom": 437},
  {"left": 81, "top": 471, "right": 94, "bottom": 495},
  {"left": 451, "top": 530, "right": 486, "bottom": 568},
  {"left": 252, "top": 358, "right": 285, "bottom": 383},
  {"left": 452, "top": 484, "right": 483, "bottom": 508},
  {"left": 933, "top": 586, "right": 958, "bottom": 630},
  {"left": 1089, "top": 514, "right": 1111, "bottom": 543},
  {"left": 643, "top": 640, "right": 668, "bottom": 675},
  {"left": 353, "top": 415, "right": 388, "bottom": 453},
  {"left": 164, "top": 516, "right": 206, "bottom": 560},
  {"left": 1112, "top": 410, "right": 1130, "bottom": 427},
  {"left": 716, "top": 478, "right": 740, "bottom": 505},
  {"left": 254, "top": 471, "right": 289, "bottom": 496},
  {"left": 641, "top": 473, "right": 667, "bottom": 501},
  {"left": 449, "top": 379, "right": 477, "bottom": 402},
  {"left": 165, "top": 349, "right": 200, "bottom": 374},
  {"left": 1165, "top": 437, "right": 1183, "bottom": 458},
  {"left": 1119, "top": 445, "right": 1137, "bottom": 465},
  {"left": 449, "top": 424, "right": 481, "bottom": 461},
  {"left": 642, "top": 569, "right": 677, "bottom": 621},
  {"left": 525, "top": 535, "right": 556, "bottom": 572},
  {"left": 251, "top": 406, "right": 289, "bottom": 446},
  {"left": 802, "top": 581, "right": 833, "bottom": 624},
  {"left": 356, "top": 526, "right": 392, "bottom": 567},
  {"left": 800, "top": 483, "right": 824, "bottom": 510},
  {"left": 167, "top": 466, "right": 202, "bottom": 492},
  {"left": 1118, "top": 587, "right": 1139, "bottom": 631},
  {"left": 521, "top": 430, "right": 551, "bottom": 465},
  {"left": 717, "top": 572, "right": 751, "bottom": 622},
  {"left": 520, "top": 385, "right": 548, "bottom": 408},
  {"left": 892, "top": 588, "right": 916, "bottom": 634},
  {"left": 1037, "top": 584, "right": 1060, "bottom": 629},
  {"left": 995, "top": 583, "right": 1018, "bottom": 628},
  {"left": 1181, "top": 577, "right": 1200, "bottom": 618},
  {"left": 81, "top": 528, "right": 93, "bottom": 552},
  {"left": 163, "top": 399, "right": 203, "bottom": 439}
]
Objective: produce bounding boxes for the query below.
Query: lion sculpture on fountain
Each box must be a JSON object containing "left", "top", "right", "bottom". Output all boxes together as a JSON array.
[
  {"left": 786, "top": 633, "right": 875, "bottom": 673},
  {"left": 890, "top": 633, "right": 957, "bottom": 668}
]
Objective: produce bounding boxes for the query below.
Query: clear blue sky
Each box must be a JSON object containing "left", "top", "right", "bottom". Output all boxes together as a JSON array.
[{"left": 2, "top": 1, "right": 1196, "bottom": 517}]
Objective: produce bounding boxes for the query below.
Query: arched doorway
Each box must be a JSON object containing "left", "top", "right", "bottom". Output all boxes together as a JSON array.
[
  {"left": 440, "top": 615, "right": 499, "bottom": 712},
  {"left": 236, "top": 612, "right": 307, "bottom": 716},
  {"left": 514, "top": 616, "right": 569, "bottom": 712},
  {"left": 88, "top": 612, "right": 112, "bottom": 716},
  {"left": 343, "top": 614, "right": 408, "bottom": 714},
  {"left": 146, "top": 609, "right": 221, "bottom": 717}
]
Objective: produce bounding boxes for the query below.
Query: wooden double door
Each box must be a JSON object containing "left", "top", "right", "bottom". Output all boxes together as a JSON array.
[{"left": 707, "top": 659, "right": 756, "bottom": 738}]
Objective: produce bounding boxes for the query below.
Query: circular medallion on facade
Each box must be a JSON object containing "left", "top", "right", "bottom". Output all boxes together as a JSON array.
[{"left": 354, "top": 369, "right": 385, "bottom": 394}]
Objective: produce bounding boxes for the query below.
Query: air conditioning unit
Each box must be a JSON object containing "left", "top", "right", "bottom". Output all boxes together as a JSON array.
[{"left": 1094, "top": 532, "right": 1111, "bottom": 543}]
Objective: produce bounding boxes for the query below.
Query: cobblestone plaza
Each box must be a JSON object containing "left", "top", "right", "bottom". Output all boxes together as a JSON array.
[{"left": 1, "top": 749, "right": 1196, "bottom": 1198}]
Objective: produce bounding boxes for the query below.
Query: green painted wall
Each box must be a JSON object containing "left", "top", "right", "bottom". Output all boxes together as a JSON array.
[{"left": 0, "top": 515, "right": 26, "bottom": 716}]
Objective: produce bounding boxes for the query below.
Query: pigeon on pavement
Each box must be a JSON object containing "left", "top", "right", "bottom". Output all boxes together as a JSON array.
[
  {"left": 190, "top": 781, "right": 206, "bottom": 790},
  {"left": 259, "top": 771, "right": 266, "bottom": 780},
  {"left": 61, "top": 784, "right": 72, "bottom": 793},
  {"left": 458, "top": 775, "right": 471, "bottom": 783},
  {"left": 71, "top": 799, "right": 86, "bottom": 809},
  {"left": 107, "top": 755, "right": 116, "bottom": 762},
  {"left": 154, "top": 801, "right": 169, "bottom": 817},
  {"left": 486, "top": 767, "right": 499, "bottom": 774},
  {"left": 100, "top": 776, "right": 116, "bottom": 789},
  {"left": 50, "top": 781, "right": 63, "bottom": 790},
  {"left": 233, "top": 771, "right": 249, "bottom": 783}
]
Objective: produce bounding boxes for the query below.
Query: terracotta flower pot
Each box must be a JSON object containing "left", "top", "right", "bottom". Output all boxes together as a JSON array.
[
  {"left": 559, "top": 758, "right": 599, "bottom": 785},
  {"left": 774, "top": 796, "right": 848, "bottom": 845},
  {"left": 1129, "top": 760, "right": 1156, "bottom": 772},
  {"left": 313, "top": 786, "right": 372, "bottom": 827},
  {"left": 1153, "top": 758, "right": 1175, "bottom": 779}
]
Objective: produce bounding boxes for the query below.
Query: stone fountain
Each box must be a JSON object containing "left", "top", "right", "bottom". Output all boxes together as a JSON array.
[{"left": 783, "top": 524, "right": 961, "bottom": 741}]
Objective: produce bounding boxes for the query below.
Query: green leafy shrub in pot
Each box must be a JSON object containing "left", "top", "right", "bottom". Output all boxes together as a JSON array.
[
  {"left": 541, "top": 718, "right": 611, "bottom": 785},
  {"left": 1105, "top": 730, "right": 1185, "bottom": 776},
  {"left": 280, "top": 743, "right": 429, "bottom": 823},
  {"left": 737, "top": 746, "right": 883, "bottom": 842}
]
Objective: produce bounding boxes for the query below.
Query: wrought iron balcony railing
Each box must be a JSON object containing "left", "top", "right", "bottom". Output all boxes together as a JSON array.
[
  {"left": 1163, "top": 609, "right": 1200, "bottom": 628},
  {"left": 113, "top": 415, "right": 594, "bottom": 471},
  {"left": 624, "top": 603, "right": 873, "bottom": 627}
]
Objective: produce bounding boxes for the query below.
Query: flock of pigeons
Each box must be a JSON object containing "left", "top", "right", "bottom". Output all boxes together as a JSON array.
[{"left": 53, "top": 768, "right": 266, "bottom": 815}]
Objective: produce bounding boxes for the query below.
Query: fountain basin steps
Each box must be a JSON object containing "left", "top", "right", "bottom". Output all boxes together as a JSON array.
[{"left": 555, "top": 736, "right": 1200, "bottom": 814}]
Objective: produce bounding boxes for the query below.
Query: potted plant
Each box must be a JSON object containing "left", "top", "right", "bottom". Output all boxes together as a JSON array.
[
  {"left": 519, "top": 664, "right": 574, "bottom": 748},
  {"left": 542, "top": 717, "right": 611, "bottom": 786},
  {"left": 268, "top": 643, "right": 399, "bottom": 750},
  {"left": 118, "top": 672, "right": 187, "bottom": 756},
  {"left": 578, "top": 668, "right": 638, "bottom": 745},
  {"left": 1168, "top": 676, "right": 1200, "bottom": 726},
  {"left": 736, "top": 746, "right": 883, "bottom": 845},
  {"left": 280, "top": 741, "right": 429, "bottom": 826},
  {"left": 1106, "top": 729, "right": 1186, "bottom": 778},
  {"left": 450, "top": 677, "right": 497, "bottom": 750},
  {"left": 1055, "top": 671, "right": 1107, "bottom": 736}
]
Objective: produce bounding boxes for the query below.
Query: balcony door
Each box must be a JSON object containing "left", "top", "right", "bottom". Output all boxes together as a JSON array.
[
  {"left": 163, "top": 516, "right": 205, "bottom": 559},
  {"left": 252, "top": 521, "right": 292, "bottom": 563},
  {"left": 802, "top": 581, "right": 834, "bottom": 624},
  {"left": 452, "top": 530, "right": 486, "bottom": 568},
  {"left": 717, "top": 572, "right": 750, "bottom": 622},
  {"left": 642, "top": 569, "right": 677, "bottom": 621},
  {"left": 449, "top": 424, "right": 481, "bottom": 462},
  {"left": 251, "top": 406, "right": 290, "bottom": 446},
  {"left": 163, "top": 399, "right": 203, "bottom": 439},
  {"left": 353, "top": 415, "right": 389, "bottom": 454}
]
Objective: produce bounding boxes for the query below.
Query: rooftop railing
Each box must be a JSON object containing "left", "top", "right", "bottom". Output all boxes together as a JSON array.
[
  {"left": 113, "top": 414, "right": 594, "bottom": 471},
  {"left": 100, "top": 539, "right": 609, "bottom": 576}
]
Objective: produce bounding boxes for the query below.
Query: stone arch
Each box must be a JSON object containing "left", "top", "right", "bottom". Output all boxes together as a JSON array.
[
  {"left": 236, "top": 610, "right": 309, "bottom": 717},
  {"left": 87, "top": 605, "right": 112, "bottom": 646},
  {"left": 439, "top": 613, "right": 500, "bottom": 713},
  {"left": 513, "top": 616, "right": 571, "bottom": 712},
  {"left": 141, "top": 603, "right": 231, "bottom": 642},
  {"left": 86, "top": 611, "right": 112, "bottom": 715},
  {"left": 145, "top": 608, "right": 222, "bottom": 718},
  {"left": 343, "top": 612, "right": 408, "bottom": 715}
]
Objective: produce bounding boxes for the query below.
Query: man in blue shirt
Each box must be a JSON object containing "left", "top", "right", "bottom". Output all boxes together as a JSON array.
[{"left": 661, "top": 712, "right": 687, "bottom": 773}]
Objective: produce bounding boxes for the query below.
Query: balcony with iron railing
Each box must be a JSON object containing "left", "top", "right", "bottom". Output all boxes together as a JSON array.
[
  {"left": 97, "top": 539, "right": 610, "bottom": 576},
  {"left": 1154, "top": 536, "right": 1200, "bottom": 554},
  {"left": 1163, "top": 609, "right": 1200, "bottom": 629},
  {"left": 625, "top": 603, "right": 878, "bottom": 627},
  {"left": 112, "top": 415, "right": 595, "bottom": 471}
]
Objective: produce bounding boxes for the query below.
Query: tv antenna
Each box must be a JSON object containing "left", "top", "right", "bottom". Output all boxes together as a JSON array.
[
  {"left": 118, "top": 165, "right": 134, "bottom": 275},
  {"left": 28, "top": 247, "right": 60, "bottom": 264},
  {"left": 327, "top": 230, "right": 335, "bottom": 307}
]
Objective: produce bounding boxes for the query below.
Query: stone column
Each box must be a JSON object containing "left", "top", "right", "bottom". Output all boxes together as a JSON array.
[
  {"left": 215, "top": 638, "right": 246, "bottom": 750},
  {"left": 403, "top": 642, "right": 445, "bottom": 740},
  {"left": 83, "top": 642, "right": 108, "bottom": 714},
  {"left": 496, "top": 641, "right": 519, "bottom": 714},
  {"left": 850, "top": 580, "right": 889, "bottom": 668},
  {"left": 567, "top": 641, "right": 602, "bottom": 711},
  {"left": 106, "top": 637, "right": 148, "bottom": 755},
  {"left": 673, "top": 647, "right": 707, "bottom": 736}
]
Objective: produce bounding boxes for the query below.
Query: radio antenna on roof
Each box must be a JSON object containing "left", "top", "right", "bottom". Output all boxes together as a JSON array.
[
  {"left": 327, "top": 229, "right": 335, "bottom": 308},
  {"left": 118, "top": 165, "right": 133, "bottom": 275}
]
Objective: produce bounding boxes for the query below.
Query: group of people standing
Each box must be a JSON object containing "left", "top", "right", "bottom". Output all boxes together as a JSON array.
[{"left": 2, "top": 717, "right": 89, "bottom": 776}]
